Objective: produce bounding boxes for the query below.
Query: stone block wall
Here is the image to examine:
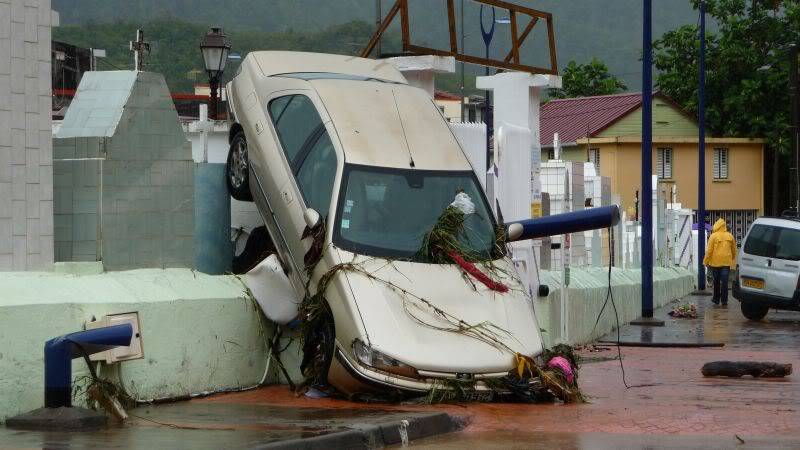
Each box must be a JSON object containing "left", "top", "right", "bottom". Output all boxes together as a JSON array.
[{"left": 0, "top": 0, "right": 57, "bottom": 270}]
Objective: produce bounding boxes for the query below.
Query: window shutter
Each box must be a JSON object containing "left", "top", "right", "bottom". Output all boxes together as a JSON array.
[
  {"left": 665, "top": 149, "right": 672, "bottom": 178},
  {"left": 713, "top": 149, "right": 720, "bottom": 178},
  {"left": 657, "top": 149, "right": 663, "bottom": 178},
  {"left": 721, "top": 148, "right": 728, "bottom": 179}
]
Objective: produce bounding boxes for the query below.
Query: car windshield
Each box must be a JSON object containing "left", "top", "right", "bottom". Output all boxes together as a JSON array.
[{"left": 333, "top": 165, "right": 498, "bottom": 261}]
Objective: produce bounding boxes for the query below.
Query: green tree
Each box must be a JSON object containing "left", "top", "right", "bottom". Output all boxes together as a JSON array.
[
  {"left": 549, "top": 58, "right": 628, "bottom": 99},
  {"left": 652, "top": 0, "right": 800, "bottom": 213}
]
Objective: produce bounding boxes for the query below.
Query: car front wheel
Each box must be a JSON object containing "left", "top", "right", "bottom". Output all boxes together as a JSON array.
[
  {"left": 226, "top": 131, "right": 253, "bottom": 201},
  {"left": 740, "top": 301, "right": 769, "bottom": 321}
]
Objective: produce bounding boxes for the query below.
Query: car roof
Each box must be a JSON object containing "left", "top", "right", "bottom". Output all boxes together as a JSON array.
[
  {"left": 310, "top": 79, "right": 472, "bottom": 171},
  {"left": 249, "top": 51, "right": 408, "bottom": 85},
  {"left": 752, "top": 217, "right": 800, "bottom": 229}
]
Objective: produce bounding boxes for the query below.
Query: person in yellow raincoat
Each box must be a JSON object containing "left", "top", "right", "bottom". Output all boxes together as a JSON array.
[{"left": 703, "top": 218, "right": 737, "bottom": 305}]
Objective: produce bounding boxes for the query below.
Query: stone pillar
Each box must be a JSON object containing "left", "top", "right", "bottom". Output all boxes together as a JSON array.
[{"left": 0, "top": 0, "right": 58, "bottom": 270}]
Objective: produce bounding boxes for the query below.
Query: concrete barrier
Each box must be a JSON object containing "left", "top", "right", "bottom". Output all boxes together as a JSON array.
[
  {"left": 534, "top": 267, "right": 695, "bottom": 347},
  {"left": 0, "top": 265, "right": 277, "bottom": 421}
]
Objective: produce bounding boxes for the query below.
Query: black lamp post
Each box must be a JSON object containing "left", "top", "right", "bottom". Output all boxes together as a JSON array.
[{"left": 200, "top": 27, "right": 231, "bottom": 120}]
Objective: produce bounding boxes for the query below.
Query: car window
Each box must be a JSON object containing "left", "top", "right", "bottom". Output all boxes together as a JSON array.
[
  {"left": 744, "top": 224, "right": 776, "bottom": 258},
  {"left": 296, "top": 132, "right": 337, "bottom": 218},
  {"left": 775, "top": 228, "right": 800, "bottom": 261},
  {"left": 268, "top": 95, "right": 323, "bottom": 165}
]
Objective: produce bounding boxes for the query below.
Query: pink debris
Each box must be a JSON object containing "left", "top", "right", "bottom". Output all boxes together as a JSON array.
[{"left": 547, "top": 356, "right": 575, "bottom": 384}]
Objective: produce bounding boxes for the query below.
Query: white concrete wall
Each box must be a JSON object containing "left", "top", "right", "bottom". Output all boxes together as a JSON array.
[
  {"left": 0, "top": 0, "right": 57, "bottom": 270},
  {"left": 534, "top": 266, "right": 694, "bottom": 347}
]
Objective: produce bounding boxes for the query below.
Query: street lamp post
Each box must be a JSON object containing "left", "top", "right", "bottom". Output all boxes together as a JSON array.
[{"left": 200, "top": 27, "right": 231, "bottom": 120}]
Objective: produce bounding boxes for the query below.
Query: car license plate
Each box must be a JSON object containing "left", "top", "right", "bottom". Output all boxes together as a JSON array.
[{"left": 742, "top": 277, "right": 765, "bottom": 289}]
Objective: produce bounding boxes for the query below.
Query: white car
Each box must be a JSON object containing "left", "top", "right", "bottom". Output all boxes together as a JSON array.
[
  {"left": 225, "top": 51, "right": 543, "bottom": 395},
  {"left": 734, "top": 216, "right": 800, "bottom": 320}
]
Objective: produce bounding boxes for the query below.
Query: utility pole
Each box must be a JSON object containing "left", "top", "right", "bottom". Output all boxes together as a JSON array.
[
  {"left": 460, "top": 0, "right": 466, "bottom": 122},
  {"left": 698, "top": 1, "right": 707, "bottom": 290},
  {"left": 129, "top": 29, "right": 150, "bottom": 72},
  {"left": 375, "top": 0, "right": 382, "bottom": 57},
  {"left": 631, "top": 0, "right": 662, "bottom": 326},
  {"left": 790, "top": 44, "right": 799, "bottom": 214}
]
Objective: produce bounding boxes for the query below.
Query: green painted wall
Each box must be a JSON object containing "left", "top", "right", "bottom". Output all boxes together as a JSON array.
[
  {"left": 0, "top": 266, "right": 306, "bottom": 421},
  {"left": 598, "top": 97, "right": 699, "bottom": 137}
]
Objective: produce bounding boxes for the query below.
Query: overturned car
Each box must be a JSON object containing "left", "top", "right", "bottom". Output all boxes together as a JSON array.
[{"left": 225, "top": 51, "right": 544, "bottom": 396}]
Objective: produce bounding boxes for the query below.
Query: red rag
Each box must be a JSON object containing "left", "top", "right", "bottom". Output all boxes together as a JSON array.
[{"left": 447, "top": 250, "right": 509, "bottom": 293}]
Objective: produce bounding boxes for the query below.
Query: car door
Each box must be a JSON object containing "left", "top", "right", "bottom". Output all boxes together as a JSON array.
[
  {"left": 767, "top": 226, "right": 800, "bottom": 298},
  {"left": 266, "top": 93, "right": 339, "bottom": 278}
]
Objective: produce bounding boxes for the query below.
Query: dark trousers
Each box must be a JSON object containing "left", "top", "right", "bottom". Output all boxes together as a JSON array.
[{"left": 711, "top": 266, "right": 730, "bottom": 304}]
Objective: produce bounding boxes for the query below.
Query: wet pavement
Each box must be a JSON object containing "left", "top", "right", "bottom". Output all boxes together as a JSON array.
[{"left": 3, "top": 294, "right": 800, "bottom": 449}]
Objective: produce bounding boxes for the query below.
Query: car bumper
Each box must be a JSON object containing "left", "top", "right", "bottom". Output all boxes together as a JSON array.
[
  {"left": 331, "top": 348, "right": 515, "bottom": 398},
  {"left": 733, "top": 282, "right": 800, "bottom": 309}
]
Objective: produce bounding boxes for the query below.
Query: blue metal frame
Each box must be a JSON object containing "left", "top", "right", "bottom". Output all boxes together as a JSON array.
[{"left": 44, "top": 324, "right": 133, "bottom": 408}]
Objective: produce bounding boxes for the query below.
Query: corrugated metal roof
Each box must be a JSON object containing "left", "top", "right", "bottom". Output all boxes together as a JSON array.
[
  {"left": 540, "top": 92, "right": 644, "bottom": 147},
  {"left": 56, "top": 71, "right": 138, "bottom": 138}
]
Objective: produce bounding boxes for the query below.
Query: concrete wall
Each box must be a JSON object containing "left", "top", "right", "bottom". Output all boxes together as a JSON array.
[
  {"left": 0, "top": 266, "right": 290, "bottom": 421},
  {"left": 534, "top": 266, "right": 695, "bottom": 347},
  {"left": 0, "top": 0, "right": 57, "bottom": 270}
]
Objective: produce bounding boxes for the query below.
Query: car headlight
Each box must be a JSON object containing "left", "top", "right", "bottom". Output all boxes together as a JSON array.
[{"left": 352, "top": 339, "right": 419, "bottom": 379}]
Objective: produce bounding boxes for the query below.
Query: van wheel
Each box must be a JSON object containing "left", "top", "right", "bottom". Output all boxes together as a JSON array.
[
  {"left": 300, "top": 305, "right": 335, "bottom": 387},
  {"left": 741, "top": 302, "right": 769, "bottom": 321},
  {"left": 226, "top": 131, "right": 253, "bottom": 201}
]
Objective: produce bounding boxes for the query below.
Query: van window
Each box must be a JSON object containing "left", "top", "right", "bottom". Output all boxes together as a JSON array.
[
  {"left": 296, "top": 132, "right": 337, "bottom": 218},
  {"left": 268, "top": 95, "right": 323, "bottom": 165},
  {"left": 743, "top": 224, "right": 800, "bottom": 261}
]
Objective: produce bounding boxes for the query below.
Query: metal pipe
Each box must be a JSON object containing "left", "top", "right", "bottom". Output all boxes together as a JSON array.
[
  {"left": 698, "top": 1, "right": 707, "bottom": 290},
  {"left": 641, "top": 0, "right": 654, "bottom": 317},
  {"left": 44, "top": 324, "right": 133, "bottom": 408},
  {"left": 507, "top": 205, "right": 620, "bottom": 242}
]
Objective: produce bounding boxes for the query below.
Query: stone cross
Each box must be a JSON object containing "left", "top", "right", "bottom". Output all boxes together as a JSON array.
[{"left": 129, "top": 29, "right": 150, "bottom": 71}]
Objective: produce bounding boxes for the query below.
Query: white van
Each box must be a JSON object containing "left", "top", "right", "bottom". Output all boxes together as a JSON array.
[
  {"left": 734, "top": 217, "right": 800, "bottom": 320},
  {"left": 225, "top": 51, "right": 543, "bottom": 395}
]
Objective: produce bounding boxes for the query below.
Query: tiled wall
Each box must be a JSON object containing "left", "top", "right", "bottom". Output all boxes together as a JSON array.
[{"left": 0, "top": 0, "right": 57, "bottom": 270}]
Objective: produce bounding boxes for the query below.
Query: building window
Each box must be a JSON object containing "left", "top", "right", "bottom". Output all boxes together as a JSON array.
[
  {"left": 547, "top": 148, "right": 555, "bottom": 160},
  {"left": 588, "top": 148, "right": 600, "bottom": 173},
  {"left": 713, "top": 147, "right": 729, "bottom": 179},
  {"left": 656, "top": 147, "right": 673, "bottom": 179}
]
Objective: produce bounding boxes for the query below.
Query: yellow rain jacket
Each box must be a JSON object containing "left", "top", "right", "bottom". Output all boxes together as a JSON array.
[{"left": 703, "top": 218, "right": 737, "bottom": 269}]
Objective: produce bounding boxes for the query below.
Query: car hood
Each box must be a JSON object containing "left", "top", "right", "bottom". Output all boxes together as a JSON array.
[{"left": 338, "top": 251, "right": 544, "bottom": 374}]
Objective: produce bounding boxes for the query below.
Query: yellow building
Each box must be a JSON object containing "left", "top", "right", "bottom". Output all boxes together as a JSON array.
[{"left": 541, "top": 92, "right": 764, "bottom": 240}]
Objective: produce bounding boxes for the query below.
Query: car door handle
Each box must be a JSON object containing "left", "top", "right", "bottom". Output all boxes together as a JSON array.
[{"left": 741, "top": 257, "right": 753, "bottom": 262}]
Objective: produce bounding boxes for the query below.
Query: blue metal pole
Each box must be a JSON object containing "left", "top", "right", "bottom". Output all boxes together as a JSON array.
[
  {"left": 480, "top": 5, "right": 496, "bottom": 171},
  {"left": 641, "top": 0, "right": 654, "bottom": 317},
  {"left": 508, "top": 205, "right": 620, "bottom": 242},
  {"left": 44, "top": 324, "right": 133, "bottom": 408},
  {"left": 698, "top": 1, "right": 707, "bottom": 290}
]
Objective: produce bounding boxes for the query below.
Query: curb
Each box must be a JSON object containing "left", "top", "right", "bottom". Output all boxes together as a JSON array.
[{"left": 256, "top": 412, "right": 466, "bottom": 450}]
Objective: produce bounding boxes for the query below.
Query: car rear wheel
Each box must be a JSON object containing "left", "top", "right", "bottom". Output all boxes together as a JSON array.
[
  {"left": 226, "top": 131, "right": 253, "bottom": 201},
  {"left": 741, "top": 301, "right": 769, "bottom": 321}
]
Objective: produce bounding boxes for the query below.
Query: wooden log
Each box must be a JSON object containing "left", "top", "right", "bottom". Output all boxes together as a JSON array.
[{"left": 701, "top": 361, "right": 792, "bottom": 378}]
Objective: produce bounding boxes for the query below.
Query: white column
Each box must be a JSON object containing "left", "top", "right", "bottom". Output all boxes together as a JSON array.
[{"left": 387, "top": 55, "right": 455, "bottom": 98}]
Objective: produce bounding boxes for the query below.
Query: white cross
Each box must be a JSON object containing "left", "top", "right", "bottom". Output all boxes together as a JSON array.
[{"left": 129, "top": 29, "right": 150, "bottom": 71}]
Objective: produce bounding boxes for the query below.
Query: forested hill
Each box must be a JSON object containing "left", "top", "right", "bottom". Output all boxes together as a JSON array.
[{"left": 52, "top": 0, "right": 700, "bottom": 92}]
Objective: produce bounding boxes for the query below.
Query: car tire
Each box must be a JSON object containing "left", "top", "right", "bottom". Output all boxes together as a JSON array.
[
  {"left": 740, "top": 301, "right": 769, "bottom": 321},
  {"left": 226, "top": 131, "right": 253, "bottom": 201},
  {"left": 300, "top": 304, "right": 336, "bottom": 387}
]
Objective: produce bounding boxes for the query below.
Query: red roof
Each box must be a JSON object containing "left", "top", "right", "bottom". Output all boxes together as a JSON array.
[
  {"left": 540, "top": 92, "right": 646, "bottom": 146},
  {"left": 435, "top": 90, "right": 462, "bottom": 101}
]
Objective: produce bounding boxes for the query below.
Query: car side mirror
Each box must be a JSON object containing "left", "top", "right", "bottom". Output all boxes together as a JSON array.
[
  {"left": 304, "top": 208, "right": 321, "bottom": 229},
  {"left": 507, "top": 223, "right": 523, "bottom": 241}
]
